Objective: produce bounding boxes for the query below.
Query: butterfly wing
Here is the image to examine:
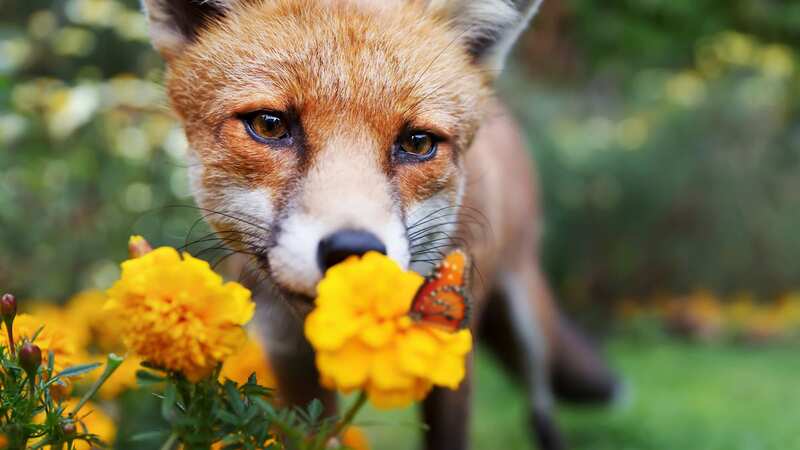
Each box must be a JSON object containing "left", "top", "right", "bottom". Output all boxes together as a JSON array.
[{"left": 409, "top": 249, "right": 470, "bottom": 332}]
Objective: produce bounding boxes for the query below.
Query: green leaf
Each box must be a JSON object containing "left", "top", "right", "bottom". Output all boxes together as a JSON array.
[
  {"left": 136, "top": 369, "right": 166, "bottom": 386},
  {"left": 161, "top": 383, "right": 178, "bottom": 421},
  {"left": 55, "top": 362, "right": 101, "bottom": 379},
  {"left": 307, "top": 399, "right": 323, "bottom": 424},
  {"left": 130, "top": 431, "right": 169, "bottom": 442},
  {"left": 215, "top": 409, "right": 241, "bottom": 426},
  {"left": 47, "top": 350, "right": 55, "bottom": 374},
  {"left": 253, "top": 397, "right": 276, "bottom": 416},
  {"left": 225, "top": 380, "right": 245, "bottom": 416},
  {"left": 30, "top": 325, "right": 45, "bottom": 343},
  {"left": 242, "top": 383, "right": 272, "bottom": 398}
]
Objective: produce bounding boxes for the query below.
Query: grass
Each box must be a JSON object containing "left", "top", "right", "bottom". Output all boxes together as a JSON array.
[{"left": 356, "top": 338, "right": 800, "bottom": 450}]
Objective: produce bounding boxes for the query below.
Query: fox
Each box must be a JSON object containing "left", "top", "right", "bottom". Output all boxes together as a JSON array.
[{"left": 140, "top": 0, "right": 618, "bottom": 449}]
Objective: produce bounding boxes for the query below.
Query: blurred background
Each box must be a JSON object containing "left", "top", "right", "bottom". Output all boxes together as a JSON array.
[{"left": 1, "top": 0, "right": 800, "bottom": 449}]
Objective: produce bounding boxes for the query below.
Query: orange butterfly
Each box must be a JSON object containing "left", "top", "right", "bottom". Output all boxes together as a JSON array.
[{"left": 409, "top": 249, "right": 471, "bottom": 332}]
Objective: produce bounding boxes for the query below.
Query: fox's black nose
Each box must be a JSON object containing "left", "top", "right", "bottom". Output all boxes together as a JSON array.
[{"left": 317, "top": 229, "right": 386, "bottom": 272}]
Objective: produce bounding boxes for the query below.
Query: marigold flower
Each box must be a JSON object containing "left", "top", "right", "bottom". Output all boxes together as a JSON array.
[
  {"left": 0, "top": 313, "right": 81, "bottom": 373},
  {"left": 210, "top": 437, "right": 276, "bottom": 450},
  {"left": 128, "top": 234, "right": 153, "bottom": 258},
  {"left": 305, "top": 252, "right": 472, "bottom": 409},
  {"left": 28, "top": 302, "right": 91, "bottom": 350},
  {"left": 219, "top": 334, "right": 277, "bottom": 388},
  {"left": 105, "top": 246, "right": 255, "bottom": 382},
  {"left": 66, "top": 290, "right": 125, "bottom": 353},
  {"left": 342, "top": 426, "right": 371, "bottom": 450}
]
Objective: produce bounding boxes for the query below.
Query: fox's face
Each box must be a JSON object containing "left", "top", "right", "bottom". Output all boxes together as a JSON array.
[{"left": 144, "top": 0, "right": 541, "bottom": 299}]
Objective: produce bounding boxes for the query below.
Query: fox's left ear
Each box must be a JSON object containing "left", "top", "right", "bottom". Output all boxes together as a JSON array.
[
  {"left": 432, "top": 0, "right": 543, "bottom": 73},
  {"left": 141, "top": 0, "right": 240, "bottom": 60}
]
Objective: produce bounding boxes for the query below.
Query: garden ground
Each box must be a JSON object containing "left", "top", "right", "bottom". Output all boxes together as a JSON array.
[{"left": 358, "top": 338, "right": 800, "bottom": 450}]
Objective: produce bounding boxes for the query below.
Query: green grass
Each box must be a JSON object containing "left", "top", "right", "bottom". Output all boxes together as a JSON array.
[{"left": 356, "top": 338, "right": 800, "bottom": 450}]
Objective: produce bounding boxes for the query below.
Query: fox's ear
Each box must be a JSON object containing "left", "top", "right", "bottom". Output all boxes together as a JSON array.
[
  {"left": 141, "top": 0, "right": 239, "bottom": 59},
  {"left": 432, "top": 0, "right": 543, "bottom": 73}
]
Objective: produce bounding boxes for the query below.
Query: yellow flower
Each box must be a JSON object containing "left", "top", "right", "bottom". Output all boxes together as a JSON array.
[
  {"left": 26, "top": 302, "right": 91, "bottom": 351},
  {"left": 0, "top": 313, "right": 81, "bottom": 373},
  {"left": 341, "top": 426, "right": 370, "bottom": 450},
  {"left": 105, "top": 245, "right": 255, "bottom": 382},
  {"left": 220, "top": 334, "right": 277, "bottom": 388},
  {"left": 305, "top": 252, "right": 472, "bottom": 409},
  {"left": 210, "top": 436, "right": 276, "bottom": 449},
  {"left": 66, "top": 290, "right": 125, "bottom": 353}
]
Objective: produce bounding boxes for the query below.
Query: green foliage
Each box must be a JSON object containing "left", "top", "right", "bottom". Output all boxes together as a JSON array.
[
  {"left": 504, "top": 25, "right": 800, "bottom": 309},
  {"left": 136, "top": 366, "right": 358, "bottom": 450},
  {"left": 566, "top": 0, "right": 800, "bottom": 70},
  {"left": 0, "top": 339, "right": 105, "bottom": 448}
]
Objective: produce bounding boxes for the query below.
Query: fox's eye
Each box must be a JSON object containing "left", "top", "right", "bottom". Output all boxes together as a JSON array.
[
  {"left": 396, "top": 131, "right": 437, "bottom": 161},
  {"left": 244, "top": 112, "right": 289, "bottom": 141}
]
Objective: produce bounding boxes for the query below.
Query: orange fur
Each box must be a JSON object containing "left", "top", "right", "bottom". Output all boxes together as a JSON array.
[
  {"left": 144, "top": 1, "right": 617, "bottom": 449},
  {"left": 166, "top": 0, "right": 489, "bottom": 215}
]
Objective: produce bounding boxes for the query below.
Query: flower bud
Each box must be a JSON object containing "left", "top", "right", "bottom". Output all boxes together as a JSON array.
[
  {"left": 128, "top": 235, "right": 153, "bottom": 258},
  {"left": 19, "top": 342, "right": 42, "bottom": 378},
  {"left": 61, "top": 421, "right": 77, "bottom": 436},
  {"left": 0, "top": 293, "right": 16, "bottom": 326}
]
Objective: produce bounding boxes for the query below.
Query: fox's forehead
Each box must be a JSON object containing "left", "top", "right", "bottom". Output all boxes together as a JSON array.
[{"left": 166, "top": 0, "right": 489, "bottom": 139}]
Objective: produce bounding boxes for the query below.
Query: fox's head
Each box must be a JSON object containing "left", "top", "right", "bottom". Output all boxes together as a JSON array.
[{"left": 143, "top": 0, "right": 540, "bottom": 300}]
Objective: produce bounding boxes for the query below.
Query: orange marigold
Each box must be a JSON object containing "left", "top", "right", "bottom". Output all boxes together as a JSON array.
[
  {"left": 0, "top": 313, "right": 81, "bottom": 373},
  {"left": 305, "top": 252, "right": 472, "bottom": 409},
  {"left": 105, "top": 245, "right": 255, "bottom": 382},
  {"left": 220, "top": 334, "right": 277, "bottom": 388}
]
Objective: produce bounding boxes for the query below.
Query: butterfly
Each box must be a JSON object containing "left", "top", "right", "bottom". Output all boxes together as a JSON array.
[{"left": 408, "top": 249, "right": 471, "bottom": 332}]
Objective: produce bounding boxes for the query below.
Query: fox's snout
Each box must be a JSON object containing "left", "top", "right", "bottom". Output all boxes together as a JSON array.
[{"left": 317, "top": 229, "right": 386, "bottom": 272}]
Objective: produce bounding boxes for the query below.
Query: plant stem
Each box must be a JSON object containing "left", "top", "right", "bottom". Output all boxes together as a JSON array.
[
  {"left": 6, "top": 326, "right": 14, "bottom": 356},
  {"left": 327, "top": 391, "right": 368, "bottom": 444},
  {"left": 160, "top": 432, "right": 178, "bottom": 450},
  {"left": 27, "top": 374, "right": 36, "bottom": 397},
  {"left": 70, "top": 354, "right": 124, "bottom": 416}
]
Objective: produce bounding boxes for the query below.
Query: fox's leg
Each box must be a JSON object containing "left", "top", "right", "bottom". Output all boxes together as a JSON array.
[
  {"left": 496, "top": 263, "right": 566, "bottom": 450},
  {"left": 422, "top": 353, "right": 473, "bottom": 450},
  {"left": 268, "top": 343, "right": 338, "bottom": 416},
  {"left": 257, "top": 298, "right": 338, "bottom": 417}
]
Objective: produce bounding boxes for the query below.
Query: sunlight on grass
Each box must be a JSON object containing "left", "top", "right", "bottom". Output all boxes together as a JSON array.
[{"left": 359, "top": 339, "right": 800, "bottom": 450}]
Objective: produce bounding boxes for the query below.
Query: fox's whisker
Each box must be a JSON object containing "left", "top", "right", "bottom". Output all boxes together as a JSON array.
[
  {"left": 409, "top": 258, "right": 442, "bottom": 265},
  {"left": 410, "top": 245, "right": 458, "bottom": 258},
  {"left": 183, "top": 228, "right": 264, "bottom": 244},
  {"left": 409, "top": 237, "right": 468, "bottom": 251},
  {"left": 405, "top": 205, "right": 460, "bottom": 228},
  {"left": 192, "top": 244, "right": 260, "bottom": 260},
  {"left": 164, "top": 204, "right": 271, "bottom": 234},
  {"left": 406, "top": 210, "right": 490, "bottom": 238},
  {"left": 179, "top": 234, "right": 259, "bottom": 252},
  {"left": 407, "top": 219, "right": 481, "bottom": 241}
]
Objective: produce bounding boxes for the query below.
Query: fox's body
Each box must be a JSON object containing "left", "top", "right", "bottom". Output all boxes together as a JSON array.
[{"left": 142, "top": 0, "right": 617, "bottom": 448}]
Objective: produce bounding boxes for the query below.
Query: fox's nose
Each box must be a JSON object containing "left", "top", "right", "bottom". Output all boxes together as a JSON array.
[{"left": 317, "top": 229, "right": 387, "bottom": 272}]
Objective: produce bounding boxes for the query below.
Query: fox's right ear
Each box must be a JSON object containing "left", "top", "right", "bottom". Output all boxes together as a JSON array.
[
  {"left": 141, "top": 0, "right": 237, "bottom": 59},
  {"left": 430, "top": 0, "right": 543, "bottom": 74}
]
